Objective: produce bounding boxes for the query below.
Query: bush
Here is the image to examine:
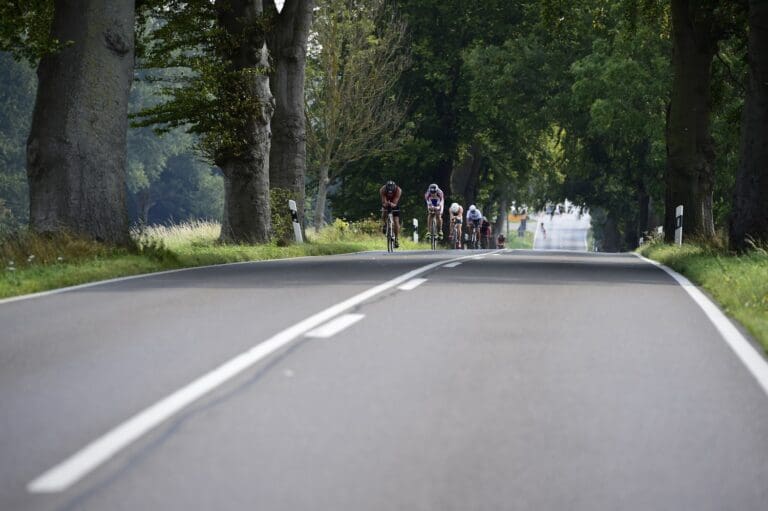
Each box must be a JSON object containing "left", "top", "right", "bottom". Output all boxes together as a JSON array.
[
  {"left": 270, "top": 187, "right": 295, "bottom": 245},
  {"left": 347, "top": 216, "right": 382, "bottom": 236}
]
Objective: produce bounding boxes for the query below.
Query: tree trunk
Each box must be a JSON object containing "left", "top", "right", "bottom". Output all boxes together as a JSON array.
[
  {"left": 493, "top": 197, "right": 508, "bottom": 239},
  {"left": 436, "top": 156, "right": 453, "bottom": 240},
  {"left": 603, "top": 216, "right": 621, "bottom": 252},
  {"left": 26, "top": 0, "right": 135, "bottom": 245},
  {"left": 314, "top": 164, "right": 330, "bottom": 229},
  {"left": 267, "top": 0, "right": 315, "bottom": 238},
  {"left": 730, "top": 0, "right": 768, "bottom": 251},
  {"left": 451, "top": 141, "right": 482, "bottom": 206},
  {"left": 220, "top": 156, "right": 271, "bottom": 243},
  {"left": 216, "top": 0, "right": 274, "bottom": 244},
  {"left": 665, "top": 0, "right": 718, "bottom": 242},
  {"left": 638, "top": 187, "right": 650, "bottom": 236}
]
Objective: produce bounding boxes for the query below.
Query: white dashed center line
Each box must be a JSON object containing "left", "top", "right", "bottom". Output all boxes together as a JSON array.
[{"left": 305, "top": 313, "right": 365, "bottom": 338}]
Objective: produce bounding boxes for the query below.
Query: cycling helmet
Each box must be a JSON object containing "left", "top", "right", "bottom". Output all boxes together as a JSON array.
[
  {"left": 428, "top": 183, "right": 438, "bottom": 193},
  {"left": 450, "top": 202, "right": 460, "bottom": 214},
  {"left": 482, "top": 216, "right": 488, "bottom": 222},
  {"left": 469, "top": 205, "right": 476, "bottom": 212},
  {"left": 385, "top": 180, "right": 396, "bottom": 192}
]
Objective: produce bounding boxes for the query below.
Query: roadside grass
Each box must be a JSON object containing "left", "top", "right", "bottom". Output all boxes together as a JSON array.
[
  {"left": 0, "top": 219, "right": 421, "bottom": 300},
  {"left": 505, "top": 230, "right": 534, "bottom": 249},
  {"left": 638, "top": 241, "right": 768, "bottom": 351}
]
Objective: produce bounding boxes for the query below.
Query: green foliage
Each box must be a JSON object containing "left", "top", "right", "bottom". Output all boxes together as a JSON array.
[
  {"left": 0, "top": 1, "right": 58, "bottom": 62},
  {"left": 270, "top": 187, "right": 294, "bottom": 245},
  {"left": 0, "top": 52, "right": 35, "bottom": 228},
  {"left": 133, "top": 1, "right": 270, "bottom": 164}
]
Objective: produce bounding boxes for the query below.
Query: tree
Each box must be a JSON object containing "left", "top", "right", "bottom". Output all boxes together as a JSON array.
[
  {"left": 0, "top": 53, "right": 36, "bottom": 231},
  {"left": 24, "top": 0, "right": 136, "bottom": 244},
  {"left": 266, "top": 0, "right": 315, "bottom": 237},
  {"left": 394, "top": 0, "right": 524, "bottom": 237},
  {"left": 136, "top": 0, "right": 274, "bottom": 243},
  {"left": 730, "top": 0, "right": 768, "bottom": 250},
  {"left": 306, "top": 0, "right": 409, "bottom": 227},
  {"left": 665, "top": 0, "right": 745, "bottom": 242}
]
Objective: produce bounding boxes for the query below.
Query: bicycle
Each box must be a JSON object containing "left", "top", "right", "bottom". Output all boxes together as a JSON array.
[
  {"left": 467, "top": 221, "right": 480, "bottom": 249},
  {"left": 382, "top": 206, "right": 396, "bottom": 252},
  {"left": 449, "top": 218, "right": 461, "bottom": 249},
  {"left": 427, "top": 206, "right": 439, "bottom": 250}
]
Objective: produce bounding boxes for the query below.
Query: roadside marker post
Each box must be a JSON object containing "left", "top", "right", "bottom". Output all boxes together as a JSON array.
[
  {"left": 675, "top": 205, "right": 683, "bottom": 246},
  {"left": 413, "top": 219, "right": 419, "bottom": 242},
  {"left": 288, "top": 200, "right": 304, "bottom": 244}
]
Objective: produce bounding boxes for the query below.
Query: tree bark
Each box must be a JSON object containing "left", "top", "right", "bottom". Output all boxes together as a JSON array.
[
  {"left": 665, "top": 0, "right": 718, "bottom": 242},
  {"left": 266, "top": 0, "right": 315, "bottom": 238},
  {"left": 730, "top": 0, "right": 768, "bottom": 251},
  {"left": 313, "top": 164, "right": 330, "bottom": 229},
  {"left": 26, "top": 0, "right": 135, "bottom": 244},
  {"left": 216, "top": 0, "right": 274, "bottom": 244}
]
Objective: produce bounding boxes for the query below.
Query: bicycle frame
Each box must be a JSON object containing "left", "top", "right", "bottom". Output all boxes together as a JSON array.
[{"left": 383, "top": 206, "right": 395, "bottom": 252}]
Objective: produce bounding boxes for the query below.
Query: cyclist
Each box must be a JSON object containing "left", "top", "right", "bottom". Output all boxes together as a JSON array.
[
  {"left": 496, "top": 233, "right": 506, "bottom": 248},
  {"left": 466, "top": 205, "right": 482, "bottom": 247},
  {"left": 448, "top": 202, "right": 464, "bottom": 248},
  {"left": 480, "top": 216, "right": 492, "bottom": 248},
  {"left": 424, "top": 183, "right": 444, "bottom": 241},
  {"left": 379, "top": 180, "right": 402, "bottom": 248}
]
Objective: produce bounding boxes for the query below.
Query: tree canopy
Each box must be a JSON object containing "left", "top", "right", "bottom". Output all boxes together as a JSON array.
[{"left": 1, "top": 0, "right": 766, "bottom": 250}]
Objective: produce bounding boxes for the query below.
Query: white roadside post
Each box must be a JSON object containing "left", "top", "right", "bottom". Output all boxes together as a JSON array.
[
  {"left": 674, "top": 205, "right": 683, "bottom": 246},
  {"left": 288, "top": 200, "right": 303, "bottom": 244},
  {"left": 412, "top": 219, "right": 419, "bottom": 243}
]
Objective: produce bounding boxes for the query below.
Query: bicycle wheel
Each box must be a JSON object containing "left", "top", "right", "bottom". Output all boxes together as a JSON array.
[
  {"left": 453, "top": 224, "right": 460, "bottom": 249},
  {"left": 386, "top": 213, "right": 394, "bottom": 252}
]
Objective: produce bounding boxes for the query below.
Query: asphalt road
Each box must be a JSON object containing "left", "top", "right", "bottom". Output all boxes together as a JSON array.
[
  {"left": 534, "top": 210, "right": 590, "bottom": 250},
  {"left": 2, "top": 249, "right": 768, "bottom": 510}
]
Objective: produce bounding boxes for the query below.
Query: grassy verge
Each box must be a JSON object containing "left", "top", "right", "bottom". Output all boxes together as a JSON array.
[
  {"left": 638, "top": 242, "right": 768, "bottom": 351},
  {"left": 0, "top": 220, "right": 422, "bottom": 300},
  {"left": 505, "top": 230, "right": 534, "bottom": 249}
]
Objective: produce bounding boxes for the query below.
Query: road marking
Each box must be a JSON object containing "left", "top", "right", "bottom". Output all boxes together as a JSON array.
[
  {"left": 444, "top": 262, "right": 462, "bottom": 268},
  {"left": 397, "top": 278, "right": 428, "bottom": 291},
  {"left": 27, "top": 250, "right": 500, "bottom": 493},
  {"left": 305, "top": 313, "right": 365, "bottom": 338},
  {"left": 635, "top": 253, "right": 768, "bottom": 397}
]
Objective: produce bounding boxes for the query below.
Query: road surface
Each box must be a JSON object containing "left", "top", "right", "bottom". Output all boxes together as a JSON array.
[
  {"left": 2, "top": 249, "right": 767, "bottom": 510},
  {"left": 533, "top": 209, "right": 590, "bottom": 251}
]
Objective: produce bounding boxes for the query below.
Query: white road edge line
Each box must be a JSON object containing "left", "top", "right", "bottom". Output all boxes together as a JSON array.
[
  {"left": 27, "top": 250, "right": 501, "bottom": 494},
  {"left": 305, "top": 313, "right": 365, "bottom": 338},
  {"left": 634, "top": 253, "right": 768, "bottom": 397},
  {"left": 397, "top": 278, "right": 428, "bottom": 291},
  {"left": 444, "top": 262, "right": 462, "bottom": 268}
]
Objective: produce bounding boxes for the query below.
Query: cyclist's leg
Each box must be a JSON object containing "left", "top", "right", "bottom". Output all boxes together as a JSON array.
[
  {"left": 437, "top": 206, "right": 444, "bottom": 240},
  {"left": 393, "top": 209, "right": 400, "bottom": 247},
  {"left": 381, "top": 210, "right": 387, "bottom": 234}
]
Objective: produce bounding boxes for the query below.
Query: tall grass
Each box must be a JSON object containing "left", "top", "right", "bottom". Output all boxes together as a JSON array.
[
  {"left": 0, "top": 219, "right": 412, "bottom": 298},
  {"left": 131, "top": 220, "right": 221, "bottom": 251}
]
